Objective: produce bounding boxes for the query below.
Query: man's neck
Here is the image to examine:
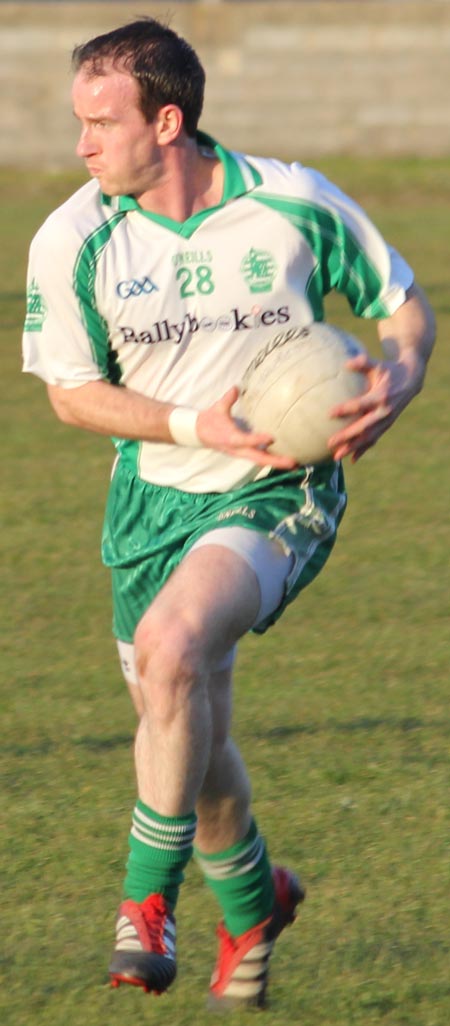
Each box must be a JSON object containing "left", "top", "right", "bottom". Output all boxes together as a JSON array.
[{"left": 136, "top": 138, "right": 224, "bottom": 221}]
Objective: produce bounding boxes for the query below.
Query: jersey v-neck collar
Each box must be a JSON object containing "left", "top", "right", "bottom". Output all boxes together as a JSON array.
[{"left": 102, "top": 133, "right": 262, "bottom": 238}]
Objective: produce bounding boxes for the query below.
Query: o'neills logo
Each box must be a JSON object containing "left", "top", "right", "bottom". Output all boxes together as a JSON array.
[{"left": 118, "top": 305, "right": 291, "bottom": 346}]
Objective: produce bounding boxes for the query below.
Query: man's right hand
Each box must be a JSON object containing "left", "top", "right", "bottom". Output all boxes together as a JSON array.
[{"left": 197, "top": 387, "right": 297, "bottom": 469}]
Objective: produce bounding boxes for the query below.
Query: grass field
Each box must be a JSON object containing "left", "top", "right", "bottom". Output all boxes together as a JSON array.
[{"left": 1, "top": 159, "right": 449, "bottom": 1026}]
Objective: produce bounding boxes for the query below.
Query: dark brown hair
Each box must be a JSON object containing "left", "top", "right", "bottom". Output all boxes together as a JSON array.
[{"left": 72, "top": 17, "right": 205, "bottom": 137}]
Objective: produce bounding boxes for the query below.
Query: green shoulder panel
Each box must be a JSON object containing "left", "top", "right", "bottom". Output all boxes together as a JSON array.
[{"left": 253, "top": 193, "right": 390, "bottom": 321}]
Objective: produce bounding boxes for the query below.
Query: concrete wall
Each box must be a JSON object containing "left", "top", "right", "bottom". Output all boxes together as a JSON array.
[{"left": 1, "top": 1, "right": 450, "bottom": 167}]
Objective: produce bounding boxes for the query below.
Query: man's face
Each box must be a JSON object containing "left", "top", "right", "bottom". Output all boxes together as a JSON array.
[{"left": 72, "top": 65, "right": 162, "bottom": 197}]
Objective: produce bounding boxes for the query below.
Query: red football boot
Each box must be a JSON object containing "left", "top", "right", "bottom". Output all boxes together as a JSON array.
[
  {"left": 109, "top": 893, "right": 176, "bottom": 995},
  {"left": 208, "top": 865, "right": 305, "bottom": 1010}
]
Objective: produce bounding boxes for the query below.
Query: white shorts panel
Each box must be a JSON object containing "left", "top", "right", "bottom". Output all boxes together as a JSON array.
[
  {"left": 117, "top": 639, "right": 139, "bottom": 687},
  {"left": 190, "top": 526, "right": 294, "bottom": 627}
]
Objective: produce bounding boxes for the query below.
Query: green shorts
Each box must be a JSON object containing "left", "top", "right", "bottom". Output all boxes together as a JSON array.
[{"left": 102, "top": 460, "right": 347, "bottom": 643}]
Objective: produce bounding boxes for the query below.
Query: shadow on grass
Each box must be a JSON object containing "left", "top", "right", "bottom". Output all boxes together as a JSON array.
[
  {"left": 1, "top": 734, "right": 133, "bottom": 757},
  {"left": 3, "top": 718, "right": 449, "bottom": 759},
  {"left": 74, "top": 734, "right": 133, "bottom": 751},
  {"left": 260, "top": 715, "right": 449, "bottom": 740}
]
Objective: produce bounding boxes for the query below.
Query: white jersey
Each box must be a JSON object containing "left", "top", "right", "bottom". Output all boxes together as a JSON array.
[{"left": 23, "top": 134, "right": 413, "bottom": 492}]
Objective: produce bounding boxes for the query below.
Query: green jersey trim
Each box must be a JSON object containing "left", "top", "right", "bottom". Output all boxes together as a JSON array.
[
  {"left": 73, "top": 212, "right": 125, "bottom": 382},
  {"left": 253, "top": 193, "right": 390, "bottom": 320},
  {"left": 73, "top": 213, "right": 141, "bottom": 474},
  {"left": 115, "top": 133, "right": 262, "bottom": 237}
]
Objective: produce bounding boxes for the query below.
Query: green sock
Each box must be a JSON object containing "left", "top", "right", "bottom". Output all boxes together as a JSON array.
[
  {"left": 194, "top": 819, "right": 275, "bottom": 937},
  {"left": 124, "top": 800, "right": 197, "bottom": 910}
]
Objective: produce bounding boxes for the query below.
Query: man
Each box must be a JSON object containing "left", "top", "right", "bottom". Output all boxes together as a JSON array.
[{"left": 22, "top": 16, "right": 435, "bottom": 1011}]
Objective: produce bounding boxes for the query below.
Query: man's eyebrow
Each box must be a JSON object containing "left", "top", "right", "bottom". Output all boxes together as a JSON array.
[{"left": 72, "top": 111, "right": 115, "bottom": 121}]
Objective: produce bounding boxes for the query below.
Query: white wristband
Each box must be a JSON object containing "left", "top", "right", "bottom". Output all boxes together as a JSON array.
[{"left": 168, "top": 406, "right": 201, "bottom": 447}]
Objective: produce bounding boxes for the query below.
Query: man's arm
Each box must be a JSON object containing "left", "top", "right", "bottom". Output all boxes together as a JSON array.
[
  {"left": 47, "top": 380, "right": 297, "bottom": 470},
  {"left": 328, "top": 283, "right": 436, "bottom": 462}
]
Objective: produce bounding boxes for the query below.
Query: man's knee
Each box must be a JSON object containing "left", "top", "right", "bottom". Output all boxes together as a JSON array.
[{"left": 134, "top": 609, "right": 204, "bottom": 707}]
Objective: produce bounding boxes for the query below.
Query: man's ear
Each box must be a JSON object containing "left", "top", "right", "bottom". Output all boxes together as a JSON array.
[{"left": 154, "top": 104, "right": 184, "bottom": 145}]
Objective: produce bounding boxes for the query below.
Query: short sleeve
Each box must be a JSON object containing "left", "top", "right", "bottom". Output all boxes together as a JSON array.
[
  {"left": 22, "top": 217, "right": 105, "bottom": 389},
  {"left": 310, "top": 170, "right": 414, "bottom": 319}
]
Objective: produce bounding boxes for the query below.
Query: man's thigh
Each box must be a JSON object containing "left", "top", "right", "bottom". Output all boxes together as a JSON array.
[
  {"left": 117, "top": 527, "right": 293, "bottom": 692},
  {"left": 134, "top": 541, "right": 261, "bottom": 666},
  {"left": 108, "top": 460, "right": 346, "bottom": 674}
]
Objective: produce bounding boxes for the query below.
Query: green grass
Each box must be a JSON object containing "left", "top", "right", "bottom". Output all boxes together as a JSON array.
[{"left": 1, "top": 160, "right": 449, "bottom": 1026}]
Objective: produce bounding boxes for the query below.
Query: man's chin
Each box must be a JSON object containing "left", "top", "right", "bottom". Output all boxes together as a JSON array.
[{"left": 89, "top": 172, "right": 116, "bottom": 196}]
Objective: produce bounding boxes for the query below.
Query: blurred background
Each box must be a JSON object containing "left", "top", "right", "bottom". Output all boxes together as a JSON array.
[
  {"left": 1, "top": 0, "right": 450, "bottom": 168},
  {"left": 2, "top": 5, "right": 449, "bottom": 1026}
]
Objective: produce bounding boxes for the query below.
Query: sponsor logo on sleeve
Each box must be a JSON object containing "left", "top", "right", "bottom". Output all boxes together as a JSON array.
[{"left": 24, "top": 278, "right": 47, "bottom": 332}]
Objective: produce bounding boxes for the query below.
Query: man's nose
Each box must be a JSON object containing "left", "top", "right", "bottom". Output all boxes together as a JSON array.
[{"left": 76, "top": 126, "right": 97, "bottom": 158}]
